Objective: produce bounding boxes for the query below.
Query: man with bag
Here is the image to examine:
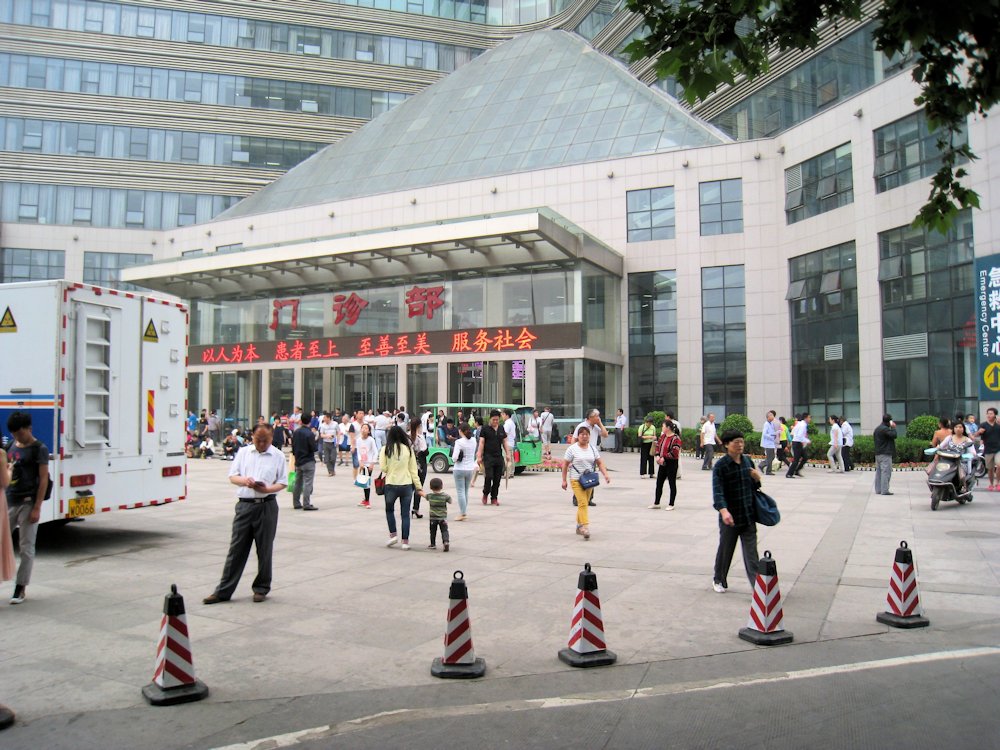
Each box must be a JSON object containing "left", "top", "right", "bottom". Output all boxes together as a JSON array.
[
  {"left": 5, "top": 411, "right": 50, "bottom": 605},
  {"left": 711, "top": 430, "right": 761, "bottom": 594}
]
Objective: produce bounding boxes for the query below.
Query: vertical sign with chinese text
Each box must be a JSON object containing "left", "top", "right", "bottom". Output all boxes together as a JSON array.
[{"left": 975, "top": 254, "right": 1000, "bottom": 400}]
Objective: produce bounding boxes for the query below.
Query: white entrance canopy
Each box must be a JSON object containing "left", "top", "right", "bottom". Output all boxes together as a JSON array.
[{"left": 123, "top": 208, "right": 623, "bottom": 299}]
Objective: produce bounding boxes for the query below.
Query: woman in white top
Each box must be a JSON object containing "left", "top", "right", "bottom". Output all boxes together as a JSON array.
[
  {"left": 337, "top": 415, "right": 351, "bottom": 465},
  {"left": 827, "top": 416, "right": 844, "bottom": 472},
  {"left": 561, "top": 428, "right": 610, "bottom": 540},
  {"left": 355, "top": 424, "right": 378, "bottom": 508},
  {"left": 527, "top": 410, "right": 541, "bottom": 441},
  {"left": 451, "top": 424, "right": 478, "bottom": 520},
  {"left": 409, "top": 417, "right": 428, "bottom": 519}
]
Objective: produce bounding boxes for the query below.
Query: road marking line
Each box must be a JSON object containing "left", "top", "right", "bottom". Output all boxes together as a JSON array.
[{"left": 211, "top": 646, "right": 1000, "bottom": 750}]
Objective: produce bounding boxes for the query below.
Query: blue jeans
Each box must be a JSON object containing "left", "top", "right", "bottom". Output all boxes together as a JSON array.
[
  {"left": 384, "top": 484, "right": 413, "bottom": 540},
  {"left": 453, "top": 469, "right": 474, "bottom": 515}
]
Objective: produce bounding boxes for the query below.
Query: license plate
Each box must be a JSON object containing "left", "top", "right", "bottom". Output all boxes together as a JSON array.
[{"left": 68, "top": 495, "right": 95, "bottom": 518}]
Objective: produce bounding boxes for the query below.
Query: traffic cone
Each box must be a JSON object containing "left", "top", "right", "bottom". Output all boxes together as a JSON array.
[
  {"left": 558, "top": 563, "right": 617, "bottom": 667},
  {"left": 876, "top": 540, "right": 930, "bottom": 628},
  {"left": 431, "top": 570, "right": 486, "bottom": 679},
  {"left": 142, "top": 584, "right": 210, "bottom": 705},
  {"left": 739, "top": 550, "right": 794, "bottom": 646}
]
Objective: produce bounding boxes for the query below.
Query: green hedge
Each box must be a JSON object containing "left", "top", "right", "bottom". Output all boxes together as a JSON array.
[{"left": 904, "top": 414, "right": 939, "bottom": 442}]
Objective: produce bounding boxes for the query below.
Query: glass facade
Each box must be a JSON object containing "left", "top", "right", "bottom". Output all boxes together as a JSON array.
[
  {"left": 268, "top": 369, "right": 294, "bottom": 417},
  {"left": 626, "top": 186, "right": 675, "bottom": 242},
  {"left": 447, "top": 360, "right": 524, "bottom": 405},
  {"left": 330, "top": 0, "right": 573, "bottom": 25},
  {"left": 536, "top": 358, "right": 579, "bottom": 422},
  {"left": 0, "top": 0, "right": 483, "bottom": 74},
  {"left": 574, "top": 0, "right": 616, "bottom": 41},
  {"left": 784, "top": 143, "right": 853, "bottom": 224},
  {"left": 209, "top": 370, "right": 261, "bottom": 432},
  {"left": 699, "top": 179, "right": 742, "bottom": 236},
  {"left": 627, "top": 271, "right": 677, "bottom": 424},
  {"left": 873, "top": 110, "right": 968, "bottom": 194},
  {"left": 0, "top": 247, "right": 65, "bottom": 282},
  {"left": 189, "top": 265, "right": 602, "bottom": 346},
  {"left": 711, "top": 24, "right": 911, "bottom": 140},
  {"left": 702, "top": 265, "right": 746, "bottom": 417},
  {"left": 787, "top": 242, "right": 860, "bottom": 425},
  {"left": 0, "top": 53, "right": 409, "bottom": 120},
  {"left": 0, "top": 182, "right": 240, "bottom": 228},
  {"left": 82, "top": 251, "right": 153, "bottom": 290},
  {"left": 0, "top": 117, "right": 325, "bottom": 171},
  {"left": 407, "top": 363, "right": 438, "bottom": 414},
  {"left": 879, "top": 210, "right": 976, "bottom": 423}
]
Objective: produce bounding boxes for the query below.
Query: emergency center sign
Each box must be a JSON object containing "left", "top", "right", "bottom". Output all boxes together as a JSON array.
[{"left": 976, "top": 254, "right": 1000, "bottom": 399}]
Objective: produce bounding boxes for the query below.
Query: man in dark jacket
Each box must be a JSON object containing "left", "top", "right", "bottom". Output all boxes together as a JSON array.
[
  {"left": 291, "top": 423, "right": 318, "bottom": 510},
  {"left": 873, "top": 414, "right": 898, "bottom": 495},
  {"left": 711, "top": 430, "right": 761, "bottom": 593}
]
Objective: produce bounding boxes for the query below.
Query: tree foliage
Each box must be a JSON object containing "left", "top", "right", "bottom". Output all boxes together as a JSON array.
[{"left": 623, "top": 0, "right": 998, "bottom": 231}]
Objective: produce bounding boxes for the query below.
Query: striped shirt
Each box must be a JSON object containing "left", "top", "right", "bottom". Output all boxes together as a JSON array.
[{"left": 563, "top": 443, "right": 599, "bottom": 480}]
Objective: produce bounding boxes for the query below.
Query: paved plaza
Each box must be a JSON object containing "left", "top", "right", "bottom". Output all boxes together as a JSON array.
[{"left": 2, "top": 452, "right": 1000, "bottom": 748}]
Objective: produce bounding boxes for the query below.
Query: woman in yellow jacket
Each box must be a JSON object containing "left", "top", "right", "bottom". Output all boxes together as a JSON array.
[{"left": 379, "top": 424, "right": 424, "bottom": 550}]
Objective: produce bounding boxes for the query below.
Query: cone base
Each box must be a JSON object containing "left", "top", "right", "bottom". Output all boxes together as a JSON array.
[
  {"left": 877, "top": 611, "right": 930, "bottom": 629},
  {"left": 558, "top": 648, "right": 618, "bottom": 668},
  {"left": 142, "top": 679, "right": 210, "bottom": 706},
  {"left": 0, "top": 706, "right": 15, "bottom": 730},
  {"left": 431, "top": 657, "right": 486, "bottom": 679},
  {"left": 739, "top": 627, "right": 794, "bottom": 646}
]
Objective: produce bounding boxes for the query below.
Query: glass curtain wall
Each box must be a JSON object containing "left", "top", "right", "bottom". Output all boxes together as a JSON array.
[
  {"left": 627, "top": 271, "right": 678, "bottom": 423},
  {"left": 407, "top": 363, "right": 438, "bottom": 413},
  {"left": 702, "top": 266, "right": 746, "bottom": 417},
  {"left": 209, "top": 370, "right": 261, "bottom": 432},
  {"left": 879, "top": 210, "right": 976, "bottom": 424},
  {"left": 268, "top": 368, "right": 294, "bottom": 417},
  {"left": 787, "top": 242, "right": 860, "bottom": 427},
  {"left": 302, "top": 368, "right": 325, "bottom": 414}
]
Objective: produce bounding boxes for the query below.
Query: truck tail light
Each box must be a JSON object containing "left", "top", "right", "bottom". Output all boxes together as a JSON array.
[
  {"left": 69, "top": 474, "right": 95, "bottom": 487},
  {"left": 162, "top": 466, "right": 183, "bottom": 477}
]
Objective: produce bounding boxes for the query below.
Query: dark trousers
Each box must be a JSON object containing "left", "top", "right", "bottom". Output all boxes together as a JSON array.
[
  {"left": 759, "top": 448, "right": 776, "bottom": 475},
  {"left": 786, "top": 442, "right": 807, "bottom": 477},
  {"left": 614, "top": 430, "right": 623, "bottom": 453},
  {"left": 654, "top": 459, "right": 678, "bottom": 506},
  {"left": 482, "top": 454, "right": 503, "bottom": 500},
  {"left": 842, "top": 445, "right": 853, "bottom": 471},
  {"left": 412, "top": 450, "right": 427, "bottom": 511},
  {"left": 713, "top": 519, "right": 760, "bottom": 588},
  {"left": 430, "top": 519, "right": 450, "bottom": 545},
  {"left": 702, "top": 444, "right": 715, "bottom": 469},
  {"left": 384, "top": 484, "right": 413, "bottom": 539},
  {"left": 639, "top": 442, "right": 654, "bottom": 476},
  {"left": 777, "top": 441, "right": 790, "bottom": 467},
  {"left": 214, "top": 497, "right": 278, "bottom": 599}
]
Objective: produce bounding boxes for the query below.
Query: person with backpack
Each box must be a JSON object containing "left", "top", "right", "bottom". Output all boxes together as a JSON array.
[{"left": 5, "top": 411, "right": 50, "bottom": 605}]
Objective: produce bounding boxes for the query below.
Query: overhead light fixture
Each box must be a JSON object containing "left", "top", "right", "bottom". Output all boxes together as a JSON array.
[
  {"left": 682, "top": 160, "right": 689, "bottom": 168},
  {"left": 753, "top": 152, "right": 761, "bottom": 160},
  {"left": 777, "top": 145, "right": 785, "bottom": 154}
]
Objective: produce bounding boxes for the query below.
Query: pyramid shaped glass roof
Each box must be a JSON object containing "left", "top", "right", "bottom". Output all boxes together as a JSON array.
[{"left": 221, "top": 30, "right": 729, "bottom": 219}]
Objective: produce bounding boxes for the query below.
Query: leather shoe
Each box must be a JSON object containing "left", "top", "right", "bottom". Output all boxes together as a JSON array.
[
  {"left": 202, "top": 594, "right": 227, "bottom": 605},
  {"left": 883, "top": 491, "right": 894, "bottom": 495},
  {"left": 588, "top": 501, "right": 596, "bottom": 506},
  {"left": 303, "top": 505, "right": 318, "bottom": 511},
  {"left": 253, "top": 593, "right": 267, "bottom": 603}
]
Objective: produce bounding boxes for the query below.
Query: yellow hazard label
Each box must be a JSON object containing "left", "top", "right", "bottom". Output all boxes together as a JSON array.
[
  {"left": 0, "top": 306, "right": 16, "bottom": 333},
  {"left": 143, "top": 319, "right": 159, "bottom": 343}
]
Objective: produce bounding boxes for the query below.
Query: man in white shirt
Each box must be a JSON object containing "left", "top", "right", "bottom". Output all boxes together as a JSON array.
[
  {"left": 840, "top": 418, "right": 854, "bottom": 471},
  {"left": 613, "top": 409, "right": 627, "bottom": 453},
  {"left": 785, "top": 413, "right": 811, "bottom": 478},
  {"left": 758, "top": 410, "right": 779, "bottom": 475},
  {"left": 700, "top": 413, "right": 720, "bottom": 470},
  {"left": 318, "top": 412, "right": 339, "bottom": 476},
  {"left": 288, "top": 406, "right": 303, "bottom": 431},
  {"left": 539, "top": 406, "right": 555, "bottom": 452},
  {"left": 203, "top": 424, "right": 287, "bottom": 605},
  {"left": 574, "top": 409, "right": 609, "bottom": 455},
  {"left": 373, "top": 410, "right": 393, "bottom": 450},
  {"left": 501, "top": 408, "right": 518, "bottom": 452},
  {"left": 421, "top": 409, "right": 434, "bottom": 446}
]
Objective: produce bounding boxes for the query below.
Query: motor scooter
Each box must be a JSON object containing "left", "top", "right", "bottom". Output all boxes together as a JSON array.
[{"left": 924, "top": 447, "right": 984, "bottom": 510}]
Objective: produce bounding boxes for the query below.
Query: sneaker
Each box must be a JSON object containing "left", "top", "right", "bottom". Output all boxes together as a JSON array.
[
  {"left": 455, "top": 514, "right": 467, "bottom": 521},
  {"left": 386, "top": 536, "right": 398, "bottom": 547},
  {"left": 358, "top": 500, "right": 370, "bottom": 507},
  {"left": 427, "top": 544, "right": 437, "bottom": 549},
  {"left": 665, "top": 505, "right": 675, "bottom": 511},
  {"left": 443, "top": 543, "right": 449, "bottom": 552},
  {"left": 9, "top": 585, "right": 25, "bottom": 605},
  {"left": 712, "top": 581, "right": 726, "bottom": 594},
  {"left": 401, "top": 542, "right": 410, "bottom": 550},
  {"left": 648, "top": 504, "right": 661, "bottom": 509}
]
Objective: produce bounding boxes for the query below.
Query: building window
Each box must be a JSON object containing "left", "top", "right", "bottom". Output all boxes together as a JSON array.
[
  {"left": 699, "top": 179, "right": 742, "bottom": 236},
  {"left": 786, "top": 242, "right": 860, "bottom": 425},
  {"left": 628, "top": 271, "right": 678, "bottom": 423},
  {"left": 873, "top": 110, "right": 968, "bottom": 193},
  {"left": 702, "top": 265, "right": 745, "bottom": 417},
  {"left": 1, "top": 248, "right": 65, "bottom": 283},
  {"left": 785, "top": 143, "right": 853, "bottom": 224},
  {"left": 626, "top": 186, "right": 675, "bottom": 242},
  {"left": 878, "top": 210, "right": 976, "bottom": 424},
  {"left": 83, "top": 251, "right": 154, "bottom": 291}
]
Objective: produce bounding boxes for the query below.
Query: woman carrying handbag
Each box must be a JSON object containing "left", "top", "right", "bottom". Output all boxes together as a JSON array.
[
  {"left": 561, "top": 427, "right": 610, "bottom": 540},
  {"left": 355, "top": 424, "right": 378, "bottom": 508},
  {"left": 379, "top": 425, "right": 424, "bottom": 550}
]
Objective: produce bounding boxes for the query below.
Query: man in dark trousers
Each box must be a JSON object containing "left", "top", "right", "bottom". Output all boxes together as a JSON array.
[
  {"left": 711, "top": 430, "right": 761, "bottom": 594},
  {"left": 291, "top": 420, "right": 318, "bottom": 510},
  {"left": 874, "top": 413, "right": 898, "bottom": 495},
  {"left": 204, "top": 424, "right": 287, "bottom": 604},
  {"left": 476, "top": 409, "right": 511, "bottom": 506},
  {"left": 5, "top": 411, "right": 50, "bottom": 605}
]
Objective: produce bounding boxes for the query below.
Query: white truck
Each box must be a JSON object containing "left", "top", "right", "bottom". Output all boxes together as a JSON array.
[{"left": 0, "top": 281, "right": 187, "bottom": 523}]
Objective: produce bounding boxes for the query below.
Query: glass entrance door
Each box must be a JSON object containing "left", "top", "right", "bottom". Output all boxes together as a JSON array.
[
  {"left": 210, "top": 370, "right": 261, "bottom": 434},
  {"left": 333, "top": 365, "right": 397, "bottom": 413},
  {"left": 449, "top": 360, "right": 525, "bottom": 405}
]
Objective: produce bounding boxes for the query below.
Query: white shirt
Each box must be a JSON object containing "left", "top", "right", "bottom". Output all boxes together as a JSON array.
[
  {"left": 503, "top": 417, "right": 517, "bottom": 447},
  {"left": 841, "top": 420, "right": 854, "bottom": 447},
  {"left": 540, "top": 411, "right": 554, "bottom": 433},
  {"left": 452, "top": 435, "right": 478, "bottom": 472},
  {"left": 374, "top": 414, "right": 392, "bottom": 431},
  {"left": 356, "top": 436, "right": 378, "bottom": 466},
  {"left": 574, "top": 421, "right": 603, "bottom": 454},
  {"left": 527, "top": 417, "right": 540, "bottom": 437},
  {"left": 319, "top": 420, "right": 338, "bottom": 443},
  {"left": 230, "top": 444, "right": 287, "bottom": 498},
  {"left": 701, "top": 421, "right": 717, "bottom": 446},
  {"left": 288, "top": 412, "right": 302, "bottom": 429},
  {"left": 615, "top": 414, "right": 627, "bottom": 430},
  {"left": 564, "top": 442, "right": 599, "bottom": 480},
  {"left": 830, "top": 424, "right": 843, "bottom": 448},
  {"left": 791, "top": 420, "right": 810, "bottom": 443}
]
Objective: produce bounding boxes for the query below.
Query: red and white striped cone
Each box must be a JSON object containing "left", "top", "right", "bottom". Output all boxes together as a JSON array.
[
  {"left": 142, "top": 584, "right": 209, "bottom": 705},
  {"left": 558, "top": 563, "right": 617, "bottom": 667},
  {"left": 431, "top": 570, "right": 486, "bottom": 679},
  {"left": 877, "top": 540, "right": 930, "bottom": 628},
  {"left": 739, "top": 550, "right": 794, "bottom": 646}
]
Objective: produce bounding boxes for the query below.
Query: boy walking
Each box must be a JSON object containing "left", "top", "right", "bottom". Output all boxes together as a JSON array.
[{"left": 425, "top": 477, "right": 452, "bottom": 551}]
